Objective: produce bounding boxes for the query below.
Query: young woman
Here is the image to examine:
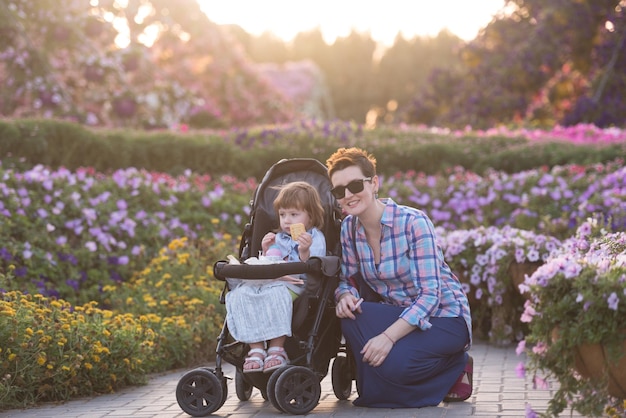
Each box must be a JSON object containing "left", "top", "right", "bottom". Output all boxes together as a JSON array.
[
  {"left": 225, "top": 181, "right": 326, "bottom": 373},
  {"left": 326, "top": 147, "right": 473, "bottom": 407}
]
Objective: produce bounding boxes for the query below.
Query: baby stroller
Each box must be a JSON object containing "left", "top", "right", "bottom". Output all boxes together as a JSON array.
[{"left": 175, "top": 158, "right": 355, "bottom": 416}]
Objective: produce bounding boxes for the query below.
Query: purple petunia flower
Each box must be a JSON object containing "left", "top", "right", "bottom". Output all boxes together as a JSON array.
[
  {"left": 607, "top": 292, "right": 619, "bottom": 310},
  {"left": 116, "top": 199, "right": 127, "bottom": 210},
  {"left": 525, "top": 404, "right": 539, "bottom": 418},
  {"left": 0, "top": 247, "right": 12, "bottom": 261},
  {"left": 66, "top": 279, "right": 80, "bottom": 291}
]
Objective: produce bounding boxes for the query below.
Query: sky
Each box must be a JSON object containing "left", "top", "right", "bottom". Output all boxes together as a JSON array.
[{"left": 198, "top": 0, "right": 507, "bottom": 45}]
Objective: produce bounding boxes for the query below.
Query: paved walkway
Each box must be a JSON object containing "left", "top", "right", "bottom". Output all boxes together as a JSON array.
[{"left": 0, "top": 341, "right": 582, "bottom": 417}]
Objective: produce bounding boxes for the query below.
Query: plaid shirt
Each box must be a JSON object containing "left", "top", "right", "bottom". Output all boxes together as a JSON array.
[{"left": 336, "top": 198, "right": 472, "bottom": 344}]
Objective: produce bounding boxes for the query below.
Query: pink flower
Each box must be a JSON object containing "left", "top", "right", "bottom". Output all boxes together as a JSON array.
[
  {"left": 516, "top": 361, "right": 526, "bottom": 378},
  {"left": 520, "top": 300, "right": 536, "bottom": 323}
]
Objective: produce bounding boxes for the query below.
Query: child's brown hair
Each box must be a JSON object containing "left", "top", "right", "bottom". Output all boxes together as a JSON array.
[{"left": 273, "top": 181, "right": 325, "bottom": 230}]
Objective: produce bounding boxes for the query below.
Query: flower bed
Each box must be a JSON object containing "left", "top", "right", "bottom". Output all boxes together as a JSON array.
[
  {"left": 440, "top": 226, "right": 560, "bottom": 345},
  {"left": 0, "top": 237, "right": 225, "bottom": 410},
  {"left": 0, "top": 164, "right": 251, "bottom": 305},
  {"left": 519, "top": 220, "right": 626, "bottom": 417}
]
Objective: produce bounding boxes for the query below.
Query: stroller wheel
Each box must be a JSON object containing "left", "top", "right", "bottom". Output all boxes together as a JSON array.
[
  {"left": 273, "top": 366, "right": 321, "bottom": 415},
  {"left": 266, "top": 365, "right": 291, "bottom": 412},
  {"left": 176, "top": 367, "right": 226, "bottom": 416},
  {"left": 235, "top": 368, "right": 253, "bottom": 401},
  {"left": 331, "top": 355, "right": 352, "bottom": 400}
]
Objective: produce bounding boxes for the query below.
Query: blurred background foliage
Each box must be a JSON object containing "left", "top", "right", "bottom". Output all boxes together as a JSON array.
[{"left": 1, "top": 0, "right": 624, "bottom": 130}]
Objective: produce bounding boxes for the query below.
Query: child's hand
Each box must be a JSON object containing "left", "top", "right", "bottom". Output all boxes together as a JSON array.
[
  {"left": 296, "top": 232, "right": 312, "bottom": 261},
  {"left": 261, "top": 232, "right": 276, "bottom": 254},
  {"left": 279, "top": 275, "right": 304, "bottom": 285},
  {"left": 295, "top": 231, "right": 312, "bottom": 250}
]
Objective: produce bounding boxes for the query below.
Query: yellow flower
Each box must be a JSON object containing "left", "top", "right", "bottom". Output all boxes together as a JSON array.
[
  {"left": 84, "top": 363, "right": 93, "bottom": 370},
  {"left": 61, "top": 366, "right": 71, "bottom": 372},
  {"left": 25, "top": 327, "right": 34, "bottom": 336},
  {"left": 177, "top": 253, "right": 190, "bottom": 264},
  {"left": 0, "top": 307, "right": 16, "bottom": 316},
  {"left": 168, "top": 237, "right": 188, "bottom": 251},
  {"left": 37, "top": 354, "right": 46, "bottom": 366},
  {"left": 8, "top": 353, "right": 16, "bottom": 361}
]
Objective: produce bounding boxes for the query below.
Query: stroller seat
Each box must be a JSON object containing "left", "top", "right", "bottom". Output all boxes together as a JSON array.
[{"left": 175, "top": 158, "right": 354, "bottom": 416}]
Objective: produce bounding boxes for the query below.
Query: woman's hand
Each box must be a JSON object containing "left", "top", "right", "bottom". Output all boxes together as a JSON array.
[
  {"left": 335, "top": 294, "right": 363, "bottom": 319},
  {"left": 361, "top": 333, "right": 394, "bottom": 367}
]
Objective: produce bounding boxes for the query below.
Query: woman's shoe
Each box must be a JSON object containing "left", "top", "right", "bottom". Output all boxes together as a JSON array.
[{"left": 444, "top": 355, "right": 473, "bottom": 402}]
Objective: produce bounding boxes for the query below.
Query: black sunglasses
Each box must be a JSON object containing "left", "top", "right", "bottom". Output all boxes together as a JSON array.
[{"left": 331, "top": 177, "right": 372, "bottom": 199}]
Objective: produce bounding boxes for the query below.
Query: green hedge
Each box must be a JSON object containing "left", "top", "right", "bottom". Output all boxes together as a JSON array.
[{"left": 1, "top": 118, "right": 625, "bottom": 178}]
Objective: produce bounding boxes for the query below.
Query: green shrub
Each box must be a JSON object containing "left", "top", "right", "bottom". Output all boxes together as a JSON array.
[{"left": 2, "top": 118, "right": 625, "bottom": 179}]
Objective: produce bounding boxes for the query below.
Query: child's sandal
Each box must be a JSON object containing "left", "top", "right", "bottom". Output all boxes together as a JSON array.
[
  {"left": 243, "top": 348, "right": 266, "bottom": 373},
  {"left": 444, "top": 355, "right": 473, "bottom": 402},
  {"left": 263, "top": 346, "right": 289, "bottom": 373}
]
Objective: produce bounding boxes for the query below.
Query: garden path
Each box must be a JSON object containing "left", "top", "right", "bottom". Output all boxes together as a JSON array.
[{"left": 0, "top": 341, "right": 584, "bottom": 417}]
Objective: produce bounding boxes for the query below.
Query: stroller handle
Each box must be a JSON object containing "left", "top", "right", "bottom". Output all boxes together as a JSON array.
[{"left": 213, "top": 256, "right": 340, "bottom": 281}]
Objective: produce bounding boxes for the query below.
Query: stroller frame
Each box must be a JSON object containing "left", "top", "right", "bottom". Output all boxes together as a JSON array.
[{"left": 175, "top": 158, "right": 355, "bottom": 416}]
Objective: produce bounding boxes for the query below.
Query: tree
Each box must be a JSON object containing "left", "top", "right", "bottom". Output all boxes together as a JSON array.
[
  {"left": 0, "top": 0, "right": 296, "bottom": 128},
  {"left": 404, "top": 0, "right": 626, "bottom": 128},
  {"left": 375, "top": 30, "right": 464, "bottom": 125}
]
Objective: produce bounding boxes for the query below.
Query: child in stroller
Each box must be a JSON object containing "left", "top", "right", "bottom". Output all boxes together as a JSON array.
[
  {"left": 175, "top": 158, "right": 355, "bottom": 416},
  {"left": 226, "top": 181, "right": 327, "bottom": 374}
]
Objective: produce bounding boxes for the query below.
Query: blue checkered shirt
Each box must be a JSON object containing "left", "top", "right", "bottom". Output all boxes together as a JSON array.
[{"left": 335, "top": 198, "right": 472, "bottom": 344}]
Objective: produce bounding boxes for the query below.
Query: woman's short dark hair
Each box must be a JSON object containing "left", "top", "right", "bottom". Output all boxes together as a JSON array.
[{"left": 326, "top": 147, "right": 377, "bottom": 179}]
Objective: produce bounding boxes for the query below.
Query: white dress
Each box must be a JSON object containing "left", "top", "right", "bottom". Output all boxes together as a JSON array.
[{"left": 225, "top": 228, "right": 326, "bottom": 343}]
